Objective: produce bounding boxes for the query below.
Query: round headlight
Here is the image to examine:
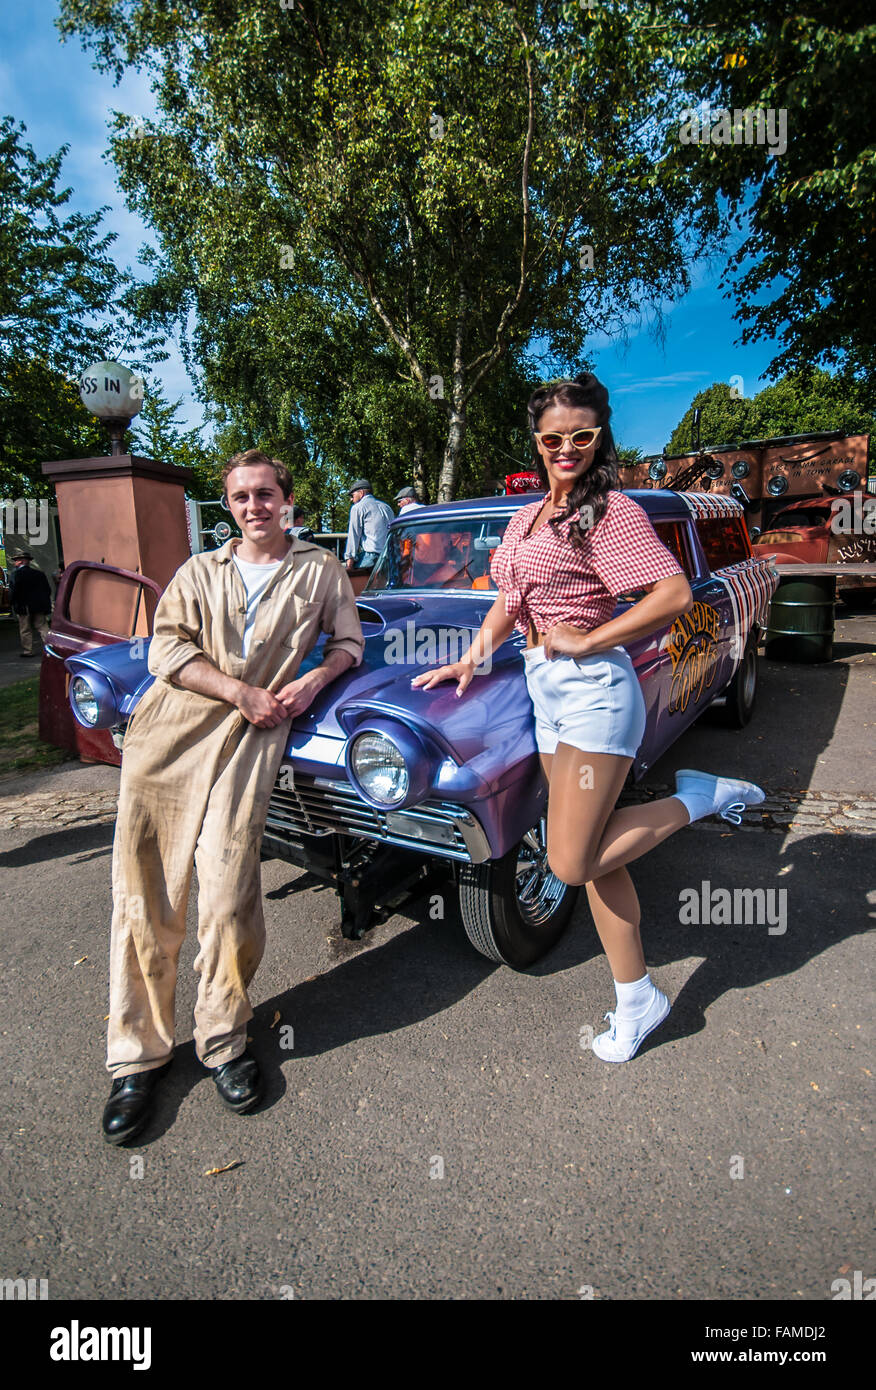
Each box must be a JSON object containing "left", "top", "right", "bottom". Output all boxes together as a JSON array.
[
  {"left": 648, "top": 459, "right": 667, "bottom": 480},
  {"left": 767, "top": 475, "right": 789, "bottom": 496},
  {"left": 838, "top": 469, "right": 860, "bottom": 492},
  {"left": 71, "top": 675, "right": 99, "bottom": 726},
  {"left": 350, "top": 732, "right": 409, "bottom": 806},
  {"left": 705, "top": 461, "right": 724, "bottom": 480},
  {"left": 732, "top": 459, "right": 750, "bottom": 479}
]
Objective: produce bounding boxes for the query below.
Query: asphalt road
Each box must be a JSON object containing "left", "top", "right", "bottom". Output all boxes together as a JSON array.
[{"left": 0, "top": 612, "right": 873, "bottom": 1301}]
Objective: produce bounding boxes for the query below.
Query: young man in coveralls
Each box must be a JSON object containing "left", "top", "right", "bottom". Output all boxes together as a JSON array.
[{"left": 102, "top": 451, "right": 364, "bottom": 1144}]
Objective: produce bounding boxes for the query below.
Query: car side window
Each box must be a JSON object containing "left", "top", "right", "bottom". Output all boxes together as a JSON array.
[
  {"left": 613, "top": 517, "right": 694, "bottom": 603},
  {"left": 652, "top": 520, "right": 695, "bottom": 578},
  {"left": 696, "top": 516, "right": 750, "bottom": 570}
]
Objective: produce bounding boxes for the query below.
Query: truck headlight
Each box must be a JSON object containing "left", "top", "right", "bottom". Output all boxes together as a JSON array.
[
  {"left": 648, "top": 459, "right": 667, "bottom": 480},
  {"left": 838, "top": 469, "right": 860, "bottom": 492},
  {"left": 767, "top": 475, "right": 789, "bottom": 496},
  {"left": 71, "top": 675, "right": 99, "bottom": 726},
  {"left": 350, "top": 733, "right": 409, "bottom": 806}
]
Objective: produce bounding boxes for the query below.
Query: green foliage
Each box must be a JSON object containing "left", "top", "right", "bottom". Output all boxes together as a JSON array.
[
  {"left": 0, "top": 360, "right": 108, "bottom": 498},
  {"left": 0, "top": 116, "right": 164, "bottom": 495},
  {"left": 668, "top": 371, "right": 876, "bottom": 457},
  {"left": 658, "top": 2, "right": 876, "bottom": 382},
  {"left": 128, "top": 379, "right": 219, "bottom": 499},
  {"left": 57, "top": 0, "right": 702, "bottom": 499}
]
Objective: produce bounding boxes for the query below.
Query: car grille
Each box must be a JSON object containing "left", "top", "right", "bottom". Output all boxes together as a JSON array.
[{"left": 265, "top": 774, "right": 486, "bottom": 861}]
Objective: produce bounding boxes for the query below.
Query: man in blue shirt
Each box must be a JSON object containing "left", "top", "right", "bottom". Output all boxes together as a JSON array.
[{"left": 344, "top": 478, "right": 394, "bottom": 571}]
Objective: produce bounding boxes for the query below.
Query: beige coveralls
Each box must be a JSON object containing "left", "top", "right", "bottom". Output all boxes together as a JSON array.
[{"left": 107, "top": 535, "right": 364, "bottom": 1077}]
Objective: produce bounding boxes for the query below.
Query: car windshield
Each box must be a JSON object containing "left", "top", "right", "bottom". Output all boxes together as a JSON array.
[{"left": 363, "top": 516, "right": 512, "bottom": 592}]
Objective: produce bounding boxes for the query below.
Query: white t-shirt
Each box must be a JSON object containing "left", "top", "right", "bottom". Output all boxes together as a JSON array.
[{"left": 232, "top": 554, "right": 284, "bottom": 657}]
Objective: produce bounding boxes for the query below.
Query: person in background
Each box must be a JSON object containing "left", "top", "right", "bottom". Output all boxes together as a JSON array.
[
  {"left": 283, "top": 504, "right": 314, "bottom": 542},
  {"left": 394, "top": 486, "right": 422, "bottom": 513},
  {"left": 344, "top": 478, "right": 393, "bottom": 571},
  {"left": 9, "top": 550, "right": 52, "bottom": 659}
]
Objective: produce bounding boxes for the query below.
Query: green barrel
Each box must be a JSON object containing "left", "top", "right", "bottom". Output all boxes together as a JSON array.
[{"left": 765, "top": 575, "right": 836, "bottom": 663}]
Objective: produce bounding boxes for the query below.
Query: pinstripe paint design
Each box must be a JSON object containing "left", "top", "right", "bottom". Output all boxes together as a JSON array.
[
  {"left": 678, "top": 491, "right": 744, "bottom": 519},
  {"left": 714, "top": 558, "right": 778, "bottom": 668},
  {"left": 676, "top": 491, "right": 777, "bottom": 671}
]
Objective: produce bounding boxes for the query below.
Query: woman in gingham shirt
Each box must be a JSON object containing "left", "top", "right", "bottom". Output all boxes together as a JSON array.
[{"left": 414, "top": 374, "right": 765, "bottom": 1062}]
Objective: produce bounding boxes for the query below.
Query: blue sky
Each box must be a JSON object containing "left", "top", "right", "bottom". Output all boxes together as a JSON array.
[{"left": 2, "top": 0, "right": 785, "bottom": 456}]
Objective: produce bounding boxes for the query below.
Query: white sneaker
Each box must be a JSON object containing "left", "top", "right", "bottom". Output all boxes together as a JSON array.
[
  {"left": 591, "top": 987, "right": 671, "bottom": 1063},
  {"left": 675, "top": 768, "right": 766, "bottom": 825}
]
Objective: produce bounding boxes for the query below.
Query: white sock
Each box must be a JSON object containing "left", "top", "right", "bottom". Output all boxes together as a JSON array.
[
  {"left": 672, "top": 789, "right": 714, "bottom": 824},
  {"left": 614, "top": 972, "right": 655, "bottom": 1019}
]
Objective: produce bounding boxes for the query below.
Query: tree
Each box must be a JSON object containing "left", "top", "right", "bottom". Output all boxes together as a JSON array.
[
  {"left": 58, "top": 0, "right": 703, "bottom": 499},
  {"left": 668, "top": 382, "right": 755, "bottom": 455},
  {"left": 658, "top": 1, "right": 876, "bottom": 383},
  {"left": 0, "top": 116, "right": 165, "bottom": 495},
  {"left": 668, "top": 372, "right": 876, "bottom": 457}
]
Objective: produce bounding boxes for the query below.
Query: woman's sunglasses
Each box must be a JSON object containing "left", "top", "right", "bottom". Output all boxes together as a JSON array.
[{"left": 534, "top": 427, "right": 602, "bottom": 452}]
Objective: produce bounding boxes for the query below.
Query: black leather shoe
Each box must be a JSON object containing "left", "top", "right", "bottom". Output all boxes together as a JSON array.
[
  {"left": 101, "top": 1061, "right": 172, "bottom": 1146},
  {"left": 211, "top": 1051, "right": 262, "bottom": 1113}
]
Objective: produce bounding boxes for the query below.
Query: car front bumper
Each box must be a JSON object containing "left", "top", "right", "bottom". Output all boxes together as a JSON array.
[{"left": 263, "top": 772, "right": 493, "bottom": 863}]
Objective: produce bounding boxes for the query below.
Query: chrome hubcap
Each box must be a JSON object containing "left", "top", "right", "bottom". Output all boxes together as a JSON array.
[{"left": 514, "top": 816, "right": 569, "bottom": 925}]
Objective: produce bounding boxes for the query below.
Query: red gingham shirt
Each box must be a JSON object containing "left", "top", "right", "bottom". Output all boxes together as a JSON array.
[{"left": 491, "top": 489, "right": 684, "bottom": 635}]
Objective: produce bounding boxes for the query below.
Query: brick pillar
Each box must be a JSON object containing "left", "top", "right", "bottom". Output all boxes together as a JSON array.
[{"left": 41, "top": 454, "right": 194, "bottom": 588}]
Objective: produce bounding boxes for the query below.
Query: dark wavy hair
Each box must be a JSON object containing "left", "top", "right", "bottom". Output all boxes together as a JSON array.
[{"left": 526, "top": 372, "right": 620, "bottom": 549}]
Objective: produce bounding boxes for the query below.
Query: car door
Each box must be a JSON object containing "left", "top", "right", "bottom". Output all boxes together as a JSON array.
[
  {"left": 39, "top": 561, "right": 161, "bottom": 766},
  {"left": 617, "top": 512, "right": 705, "bottom": 776}
]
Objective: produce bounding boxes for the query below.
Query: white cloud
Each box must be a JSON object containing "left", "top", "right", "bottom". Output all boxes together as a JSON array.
[{"left": 612, "top": 371, "right": 709, "bottom": 396}]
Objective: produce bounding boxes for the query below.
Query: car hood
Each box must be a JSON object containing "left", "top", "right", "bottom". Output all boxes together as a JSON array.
[{"left": 294, "top": 594, "right": 533, "bottom": 763}]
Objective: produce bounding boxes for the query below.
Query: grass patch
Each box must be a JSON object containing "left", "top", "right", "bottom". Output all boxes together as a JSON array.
[{"left": 0, "top": 677, "right": 77, "bottom": 777}]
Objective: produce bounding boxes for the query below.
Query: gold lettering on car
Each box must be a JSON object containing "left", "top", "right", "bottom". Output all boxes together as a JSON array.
[{"left": 667, "top": 601, "right": 721, "bottom": 714}]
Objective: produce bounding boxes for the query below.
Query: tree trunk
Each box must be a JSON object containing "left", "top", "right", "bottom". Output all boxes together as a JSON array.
[
  {"left": 412, "top": 435, "right": 426, "bottom": 502},
  {"left": 437, "top": 286, "right": 468, "bottom": 501},
  {"left": 438, "top": 413, "right": 466, "bottom": 502}
]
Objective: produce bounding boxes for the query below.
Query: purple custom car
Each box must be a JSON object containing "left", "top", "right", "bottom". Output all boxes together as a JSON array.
[{"left": 66, "top": 490, "right": 777, "bottom": 968}]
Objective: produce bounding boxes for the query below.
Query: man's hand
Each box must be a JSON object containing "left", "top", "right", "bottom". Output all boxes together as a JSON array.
[
  {"left": 345, "top": 557, "right": 355, "bottom": 572},
  {"left": 235, "top": 684, "right": 291, "bottom": 728},
  {"left": 274, "top": 670, "right": 323, "bottom": 718}
]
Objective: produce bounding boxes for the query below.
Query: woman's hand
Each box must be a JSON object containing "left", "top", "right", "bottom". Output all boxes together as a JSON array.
[
  {"left": 542, "top": 623, "right": 592, "bottom": 661},
  {"left": 411, "top": 657, "right": 476, "bottom": 698}
]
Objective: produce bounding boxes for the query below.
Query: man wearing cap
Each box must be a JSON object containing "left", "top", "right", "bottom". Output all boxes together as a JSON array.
[
  {"left": 9, "top": 550, "right": 52, "bottom": 658},
  {"left": 394, "top": 486, "right": 422, "bottom": 513},
  {"left": 344, "top": 479, "right": 394, "bottom": 572}
]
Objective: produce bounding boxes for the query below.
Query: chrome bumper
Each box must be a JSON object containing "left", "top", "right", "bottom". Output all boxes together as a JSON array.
[{"left": 265, "top": 773, "right": 492, "bottom": 863}]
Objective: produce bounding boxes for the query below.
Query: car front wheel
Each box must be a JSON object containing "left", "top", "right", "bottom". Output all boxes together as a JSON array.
[{"left": 458, "top": 816, "right": 579, "bottom": 969}]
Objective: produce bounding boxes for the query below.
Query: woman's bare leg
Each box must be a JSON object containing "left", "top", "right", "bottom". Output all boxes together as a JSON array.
[
  {"left": 543, "top": 747, "right": 651, "bottom": 979},
  {"left": 544, "top": 746, "right": 689, "bottom": 886},
  {"left": 584, "top": 868, "right": 646, "bottom": 982}
]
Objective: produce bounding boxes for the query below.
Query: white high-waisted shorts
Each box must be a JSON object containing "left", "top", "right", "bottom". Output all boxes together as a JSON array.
[{"left": 522, "top": 645, "right": 647, "bottom": 758}]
